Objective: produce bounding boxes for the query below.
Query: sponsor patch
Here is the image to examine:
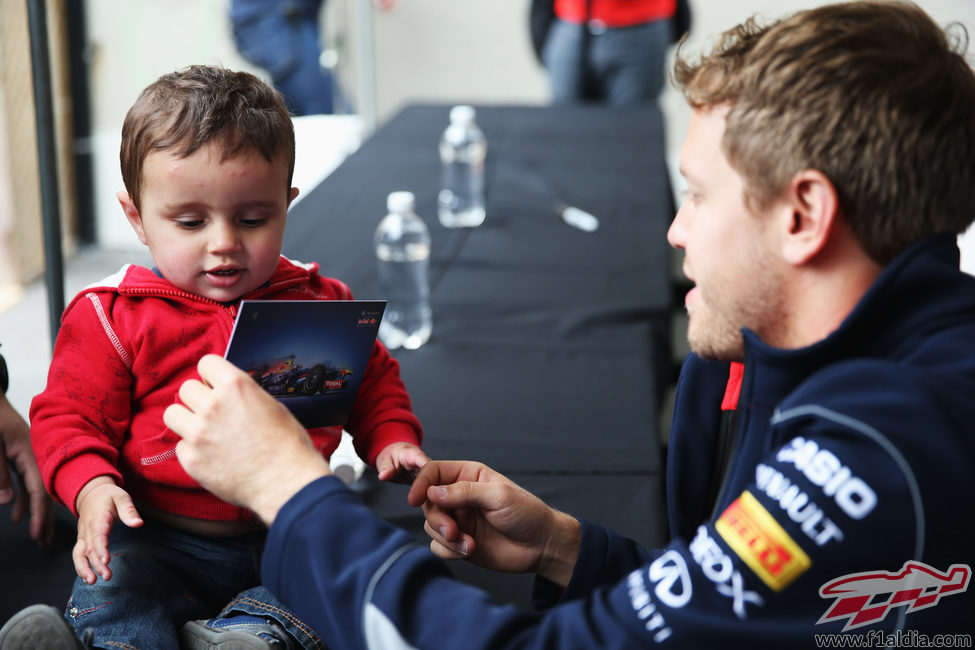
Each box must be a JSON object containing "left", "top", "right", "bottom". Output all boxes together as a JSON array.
[
  {"left": 716, "top": 491, "right": 811, "bottom": 592},
  {"left": 775, "top": 437, "right": 877, "bottom": 519},
  {"left": 690, "top": 526, "right": 764, "bottom": 618}
]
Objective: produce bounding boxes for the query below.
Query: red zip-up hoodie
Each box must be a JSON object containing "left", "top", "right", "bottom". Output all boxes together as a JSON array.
[{"left": 30, "top": 256, "right": 422, "bottom": 522}]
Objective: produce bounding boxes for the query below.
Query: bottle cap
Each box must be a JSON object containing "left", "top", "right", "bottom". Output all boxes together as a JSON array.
[
  {"left": 387, "top": 191, "right": 416, "bottom": 213},
  {"left": 449, "top": 105, "right": 476, "bottom": 125}
]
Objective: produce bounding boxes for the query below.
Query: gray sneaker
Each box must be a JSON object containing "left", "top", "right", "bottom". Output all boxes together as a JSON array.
[
  {"left": 0, "top": 605, "right": 85, "bottom": 650},
  {"left": 181, "top": 615, "right": 297, "bottom": 649}
]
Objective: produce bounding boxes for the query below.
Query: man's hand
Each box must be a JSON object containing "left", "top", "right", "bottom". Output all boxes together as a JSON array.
[
  {"left": 407, "top": 461, "right": 581, "bottom": 587},
  {"left": 0, "top": 394, "right": 53, "bottom": 547},
  {"left": 73, "top": 476, "right": 143, "bottom": 584},
  {"left": 164, "top": 354, "right": 330, "bottom": 525},
  {"left": 376, "top": 442, "right": 429, "bottom": 484}
]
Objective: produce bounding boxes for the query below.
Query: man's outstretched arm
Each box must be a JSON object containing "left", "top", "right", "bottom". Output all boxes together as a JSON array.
[{"left": 166, "top": 355, "right": 807, "bottom": 649}]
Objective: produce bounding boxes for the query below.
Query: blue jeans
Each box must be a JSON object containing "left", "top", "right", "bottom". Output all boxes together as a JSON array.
[
  {"left": 542, "top": 17, "right": 670, "bottom": 106},
  {"left": 63, "top": 519, "right": 324, "bottom": 649},
  {"left": 230, "top": 0, "right": 337, "bottom": 115}
]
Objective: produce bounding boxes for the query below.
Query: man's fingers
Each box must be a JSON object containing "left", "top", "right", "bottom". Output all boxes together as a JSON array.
[
  {"left": 426, "top": 480, "right": 505, "bottom": 513},
  {"left": 163, "top": 403, "right": 195, "bottom": 442},
  {"left": 174, "top": 378, "right": 210, "bottom": 413},
  {"left": 423, "top": 520, "right": 471, "bottom": 558},
  {"left": 196, "top": 353, "right": 229, "bottom": 378},
  {"left": 196, "top": 354, "right": 245, "bottom": 388},
  {"left": 183, "top": 354, "right": 272, "bottom": 414},
  {"left": 429, "top": 539, "right": 470, "bottom": 561},
  {"left": 19, "top": 457, "right": 54, "bottom": 547},
  {"left": 29, "top": 500, "right": 54, "bottom": 548},
  {"left": 9, "top": 478, "right": 26, "bottom": 524},
  {"left": 421, "top": 504, "right": 460, "bottom": 542},
  {"left": 407, "top": 468, "right": 436, "bottom": 506},
  {"left": 0, "top": 460, "right": 13, "bottom": 505},
  {"left": 407, "top": 460, "right": 487, "bottom": 507}
]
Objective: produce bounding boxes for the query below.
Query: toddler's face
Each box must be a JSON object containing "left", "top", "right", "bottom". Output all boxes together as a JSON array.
[{"left": 119, "top": 142, "right": 297, "bottom": 303}]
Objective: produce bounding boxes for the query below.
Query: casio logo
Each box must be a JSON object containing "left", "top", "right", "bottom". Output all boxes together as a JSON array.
[{"left": 775, "top": 437, "right": 877, "bottom": 520}]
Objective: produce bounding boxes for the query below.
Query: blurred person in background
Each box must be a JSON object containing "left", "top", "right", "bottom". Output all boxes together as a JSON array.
[
  {"left": 531, "top": 0, "right": 690, "bottom": 105},
  {"left": 230, "top": 0, "right": 396, "bottom": 115}
]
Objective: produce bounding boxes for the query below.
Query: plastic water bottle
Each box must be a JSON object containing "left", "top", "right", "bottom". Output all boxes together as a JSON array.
[
  {"left": 375, "top": 191, "right": 432, "bottom": 350},
  {"left": 438, "top": 105, "right": 486, "bottom": 228}
]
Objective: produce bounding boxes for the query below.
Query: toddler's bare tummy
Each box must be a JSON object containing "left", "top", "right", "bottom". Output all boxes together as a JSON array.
[{"left": 140, "top": 504, "right": 265, "bottom": 537}]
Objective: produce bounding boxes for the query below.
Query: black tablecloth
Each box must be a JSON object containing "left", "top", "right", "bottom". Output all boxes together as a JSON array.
[{"left": 283, "top": 104, "right": 676, "bottom": 608}]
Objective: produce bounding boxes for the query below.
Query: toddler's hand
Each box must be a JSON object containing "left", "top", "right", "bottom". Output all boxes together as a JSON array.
[
  {"left": 376, "top": 442, "right": 430, "bottom": 484},
  {"left": 73, "top": 478, "right": 143, "bottom": 584}
]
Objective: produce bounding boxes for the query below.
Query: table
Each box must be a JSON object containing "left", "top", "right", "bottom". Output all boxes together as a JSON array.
[{"left": 283, "top": 104, "right": 676, "bottom": 608}]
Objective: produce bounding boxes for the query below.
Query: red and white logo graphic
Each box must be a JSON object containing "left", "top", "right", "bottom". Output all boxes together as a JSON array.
[{"left": 818, "top": 561, "right": 970, "bottom": 631}]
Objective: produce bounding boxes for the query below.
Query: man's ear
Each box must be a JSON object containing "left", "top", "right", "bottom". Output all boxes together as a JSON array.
[
  {"left": 117, "top": 190, "right": 148, "bottom": 245},
  {"left": 288, "top": 186, "right": 299, "bottom": 206},
  {"left": 780, "top": 169, "right": 840, "bottom": 266}
]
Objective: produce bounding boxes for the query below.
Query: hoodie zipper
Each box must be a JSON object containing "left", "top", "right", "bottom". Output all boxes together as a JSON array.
[
  {"left": 708, "top": 358, "right": 751, "bottom": 519},
  {"left": 123, "top": 276, "right": 306, "bottom": 313}
]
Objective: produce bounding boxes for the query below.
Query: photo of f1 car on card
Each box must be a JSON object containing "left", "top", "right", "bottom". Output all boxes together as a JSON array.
[
  {"left": 247, "top": 355, "right": 353, "bottom": 397},
  {"left": 224, "top": 299, "right": 386, "bottom": 428}
]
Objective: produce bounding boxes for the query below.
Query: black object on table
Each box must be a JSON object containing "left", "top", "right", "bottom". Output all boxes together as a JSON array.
[{"left": 283, "top": 103, "right": 676, "bottom": 609}]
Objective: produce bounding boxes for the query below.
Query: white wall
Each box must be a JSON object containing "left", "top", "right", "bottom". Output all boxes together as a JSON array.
[{"left": 82, "top": 0, "right": 975, "bottom": 270}]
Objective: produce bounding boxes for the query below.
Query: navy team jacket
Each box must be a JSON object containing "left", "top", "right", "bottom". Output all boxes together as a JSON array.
[{"left": 261, "top": 235, "right": 975, "bottom": 649}]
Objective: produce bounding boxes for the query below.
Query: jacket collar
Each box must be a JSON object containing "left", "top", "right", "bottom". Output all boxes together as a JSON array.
[
  {"left": 739, "top": 235, "right": 974, "bottom": 408},
  {"left": 71, "top": 255, "right": 317, "bottom": 308}
]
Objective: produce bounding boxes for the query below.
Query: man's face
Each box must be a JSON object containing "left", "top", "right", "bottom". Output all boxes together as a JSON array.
[
  {"left": 120, "top": 142, "right": 297, "bottom": 303},
  {"left": 668, "top": 105, "right": 786, "bottom": 361}
]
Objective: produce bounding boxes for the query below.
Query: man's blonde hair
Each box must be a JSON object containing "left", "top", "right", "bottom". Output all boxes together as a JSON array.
[{"left": 674, "top": 1, "right": 975, "bottom": 263}]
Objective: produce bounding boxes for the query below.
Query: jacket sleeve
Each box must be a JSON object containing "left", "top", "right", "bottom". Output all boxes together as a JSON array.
[
  {"left": 263, "top": 477, "right": 800, "bottom": 650},
  {"left": 264, "top": 477, "right": 663, "bottom": 650},
  {"left": 29, "top": 292, "right": 130, "bottom": 513},
  {"left": 263, "top": 419, "right": 935, "bottom": 650}
]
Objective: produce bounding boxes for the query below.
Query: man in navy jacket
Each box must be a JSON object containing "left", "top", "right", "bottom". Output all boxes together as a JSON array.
[{"left": 40, "top": 2, "right": 975, "bottom": 648}]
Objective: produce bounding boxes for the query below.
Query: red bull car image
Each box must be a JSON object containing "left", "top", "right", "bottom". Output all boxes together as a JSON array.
[{"left": 247, "top": 355, "right": 353, "bottom": 397}]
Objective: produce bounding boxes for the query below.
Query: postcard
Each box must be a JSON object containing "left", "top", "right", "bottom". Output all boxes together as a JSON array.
[{"left": 224, "top": 300, "right": 386, "bottom": 428}]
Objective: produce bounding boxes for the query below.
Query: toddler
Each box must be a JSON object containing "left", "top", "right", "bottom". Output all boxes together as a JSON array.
[{"left": 29, "top": 65, "right": 427, "bottom": 649}]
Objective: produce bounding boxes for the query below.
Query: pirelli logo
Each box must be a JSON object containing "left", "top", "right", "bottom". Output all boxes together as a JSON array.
[{"left": 715, "top": 491, "right": 811, "bottom": 592}]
